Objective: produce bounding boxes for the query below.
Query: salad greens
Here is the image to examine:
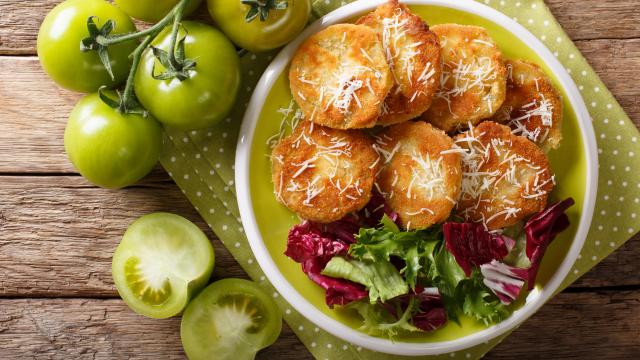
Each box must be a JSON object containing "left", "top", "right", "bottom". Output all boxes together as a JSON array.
[
  {"left": 347, "top": 215, "right": 509, "bottom": 326},
  {"left": 322, "top": 257, "right": 408, "bottom": 303},
  {"left": 347, "top": 296, "right": 422, "bottom": 338},
  {"left": 349, "top": 215, "right": 441, "bottom": 291},
  {"left": 284, "top": 199, "right": 574, "bottom": 339}
]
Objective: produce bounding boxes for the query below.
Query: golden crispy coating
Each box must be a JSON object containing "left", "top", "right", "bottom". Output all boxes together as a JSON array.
[
  {"left": 454, "top": 121, "right": 554, "bottom": 230},
  {"left": 357, "top": 0, "right": 442, "bottom": 126},
  {"left": 374, "top": 121, "right": 462, "bottom": 230},
  {"left": 490, "top": 59, "right": 563, "bottom": 151},
  {"left": 421, "top": 24, "right": 507, "bottom": 133},
  {"left": 271, "top": 121, "right": 379, "bottom": 223},
  {"left": 289, "top": 24, "right": 393, "bottom": 129}
]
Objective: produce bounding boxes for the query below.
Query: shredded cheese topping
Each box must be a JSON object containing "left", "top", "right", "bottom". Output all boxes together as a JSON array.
[
  {"left": 275, "top": 123, "right": 367, "bottom": 208},
  {"left": 455, "top": 123, "right": 553, "bottom": 228},
  {"left": 267, "top": 100, "right": 305, "bottom": 149},
  {"left": 436, "top": 54, "right": 498, "bottom": 117},
  {"left": 378, "top": 9, "right": 436, "bottom": 107},
  {"left": 508, "top": 93, "right": 554, "bottom": 144},
  {"left": 407, "top": 150, "right": 445, "bottom": 201}
]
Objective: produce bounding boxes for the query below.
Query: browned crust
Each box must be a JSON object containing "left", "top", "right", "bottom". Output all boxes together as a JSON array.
[
  {"left": 454, "top": 121, "right": 554, "bottom": 230},
  {"left": 289, "top": 24, "right": 393, "bottom": 129},
  {"left": 271, "top": 121, "right": 379, "bottom": 223},
  {"left": 490, "top": 59, "right": 563, "bottom": 151},
  {"left": 375, "top": 121, "right": 462, "bottom": 230},
  {"left": 421, "top": 24, "right": 507, "bottom": 133},
  {"left": 357, "top": 0, "right": 442, "bottom": 126}
]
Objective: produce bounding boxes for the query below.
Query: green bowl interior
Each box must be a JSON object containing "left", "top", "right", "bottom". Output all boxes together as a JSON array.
[{"left": 248, "top": 5, "right": 586, "bottom": 342}]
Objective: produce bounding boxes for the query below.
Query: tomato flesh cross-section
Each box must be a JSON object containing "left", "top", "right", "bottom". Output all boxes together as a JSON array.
[{"left": 112, "top": 213, "right": 215, "bottom": 318}]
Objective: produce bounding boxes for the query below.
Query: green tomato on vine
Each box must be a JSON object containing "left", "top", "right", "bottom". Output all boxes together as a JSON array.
[
  {"left": 37, "top": 0, "right": 138, "bottom": 92},
  {"left": 207, "top": 0, "right": 311, "bottom": 53},
  {"left": 134, "top": 21, "right": 241, "bottom": 130},
  {"left": 64, "top": 92, "right": 163, "bottom": 189},
  {"left": 41, "top": 0, "right": 247, "bottom": 189}
]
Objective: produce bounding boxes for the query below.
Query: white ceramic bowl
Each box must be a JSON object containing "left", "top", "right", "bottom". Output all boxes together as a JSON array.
[{"left": 236, "top": 0, "right": 598, "bottom": 355}]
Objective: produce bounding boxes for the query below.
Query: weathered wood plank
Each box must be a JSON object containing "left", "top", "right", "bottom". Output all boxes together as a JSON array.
[
  {"left": 1, "top": 0, "right": 638, "bottom": 55},
  {"left": 0, "top": 298, "right": 307, "bottom": 359},
  {"left": 488, "top": 290, "right": 640, "bottom": 359},
  {"left": 0, "top": 57, "right": 79, "bottom": 173},
  {"left": 1, "top": 38, "right": 639, "bottom": 173},
  {"left": 576, "top": 38, "right": 640, "bottom": 122},
  {"left": 0, "top": 291, "right": 637, "bottom": 359},
  {"left": 545, "top": 0, "right": 640, "bottom": 41},
  {"left": 0, "top": 176, "right": 638, "bottom": 298},
  {"left": 0, "top": 176, "right": 246, "bottom": 297}
]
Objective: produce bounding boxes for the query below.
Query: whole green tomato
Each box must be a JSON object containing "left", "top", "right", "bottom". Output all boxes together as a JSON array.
[
  {"left": 115, "top": 0, "right": 203, "bottom": 23},
  {"left": 134, "top": 21, "right": 240, "bottom": 130},
  {"left": 64, "top": 92, "right": 163, "bottom": 189},
  {"left": 37, "top": 0, "right": 137, "bottom": 93},
  {"left": 207, "top": 0, "right": 311, "bottom": 52}
]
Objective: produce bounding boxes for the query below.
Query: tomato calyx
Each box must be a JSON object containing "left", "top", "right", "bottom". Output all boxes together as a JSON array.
[
  {"left": 150, "top": 35, "right": 196, "bottom": 81},
  {"left": 98, "top": 87, "right": 148, "bottom": 116},
  {"left": 242, "top": 0, "right": 288, "bottom": 22},
  {"left": 80, "top": 16, "right": 118, "bottom": 80}
]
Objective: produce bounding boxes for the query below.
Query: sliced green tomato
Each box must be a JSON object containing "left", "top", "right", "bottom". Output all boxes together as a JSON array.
[
  {"left": 181, "top": 279, "right": 282, "bottom": 360},
  {"left": 112, "top": 213, "right": 214, "bottom": 319}
]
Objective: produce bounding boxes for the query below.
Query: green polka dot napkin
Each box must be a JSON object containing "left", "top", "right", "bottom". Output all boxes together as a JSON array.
[{"left": 160, "top": 0, "right": 639, "bottom": 358}]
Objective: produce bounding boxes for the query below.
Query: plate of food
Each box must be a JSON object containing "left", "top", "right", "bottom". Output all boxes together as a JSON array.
[{"left": 236, "top": 0, "right": 597, "bottom": 355}]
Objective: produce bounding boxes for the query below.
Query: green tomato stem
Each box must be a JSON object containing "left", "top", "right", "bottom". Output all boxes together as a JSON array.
[
  {"left": 96, "top": 0, "right": 191, "bottom": 47},
  {"left": 167, "top": 0, "right": 190, "bottom": 69},
  {"left": 118, "top": 32, "right": 160, "bottom": 114}
]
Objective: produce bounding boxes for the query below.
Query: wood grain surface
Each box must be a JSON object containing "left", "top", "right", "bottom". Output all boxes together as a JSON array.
[
  {"left": 0, "top": 0, "right": 638, "bottom": 359},
  {"left": 1, "top": 291, "right": 638, "bottom": 359}
]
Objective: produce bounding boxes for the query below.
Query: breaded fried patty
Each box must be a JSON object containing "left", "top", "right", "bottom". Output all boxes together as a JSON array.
[
  {"left": 454, "top": 121, "right": 555, "bottom": 230},
  {"left": 357, "top": 0, "right": 442, "bottom": 126},
  {"left": 421, "top": 24, "right": 507, "bottom": 133},
  {"left": 374, "top": 121, "right": 462, "bottom": 230},
  {"left": 271, "top": 121, "right": 379, "bottom": 223},
  {"left": 289, "top": 24, "right": 393, "bottom": 129},
  {"left": 490, "top": 59, "right": 563, "bottom": 151}
]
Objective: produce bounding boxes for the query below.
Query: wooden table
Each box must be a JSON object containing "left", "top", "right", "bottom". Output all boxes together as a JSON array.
[{"left": 1, "top": 1, "right": 638, "bottom": 358}]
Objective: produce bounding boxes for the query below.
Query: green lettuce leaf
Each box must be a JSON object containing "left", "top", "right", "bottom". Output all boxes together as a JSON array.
[
  {"left": 459, "top": 270, "right": 510, "bottom": 325},
  {"left": 348, "top": 215, "right": 441, "bottom": 290},
  {"left": 433, "top": 243, "right": 467, "bottom": 321},
  {"left": 347, "top": 297, "right": 421, "bottom": 338},
  {"left": 502, "top": 222, "right": 532, "bottom": 269},
  {"left": 430, "top": 242, "right": 509, "bottom": 325},
  {"left": 322, "top": 256, "right": 408, "bottom": 303}
]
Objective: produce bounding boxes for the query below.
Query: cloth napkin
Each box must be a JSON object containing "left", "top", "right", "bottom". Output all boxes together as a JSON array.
[{"left": 160, "top": 0, "right": 640, "bottom": 358}]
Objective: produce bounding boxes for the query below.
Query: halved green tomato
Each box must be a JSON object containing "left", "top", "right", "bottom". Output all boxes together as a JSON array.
[
  {"left": 112, "top": 213, "right": 214, "bottom": 319},
  {"left": 181, "top": 278, "right": 282, "bottom": 360}
]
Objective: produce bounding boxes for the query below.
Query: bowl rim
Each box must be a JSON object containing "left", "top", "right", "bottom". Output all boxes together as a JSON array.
[{"left": 235, "top": 0, "right": 598, "bottom": 355}]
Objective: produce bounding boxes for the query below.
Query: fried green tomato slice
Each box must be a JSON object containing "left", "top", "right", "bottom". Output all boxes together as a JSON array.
[
  {"left": 271, "top": 121, "right": 379, "bottom": 223},
  {"left": 454, "top": 121, "right": 555, "bottom": 230},
  {"left": 421, "top": 24, "right": 507, "bottom": 133},
  {"left": 490, "top": 59, "right": 563, "bottom": 151},
  {"left": 374, "top": 121, "right": 462, "bottom": 230},
  {"left": 290, "top": 24, "right": 393, "bottom": 129},
  {"left": 357, "top": 0, "right": 442, "bottom": 126}
]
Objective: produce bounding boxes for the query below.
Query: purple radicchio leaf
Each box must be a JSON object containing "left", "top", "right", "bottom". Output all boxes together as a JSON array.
[
  {"left": 524, "top": 198, "right": 575, "bottom": 289},
  {"left": 443, "top": 222, "right": 515, "bottom": 276},
  {"left": 284, "top": 221, "right": 367, "bottom": 307},
  {"left": 480, "top": 260, "right": 529, "bottom": 304}
]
